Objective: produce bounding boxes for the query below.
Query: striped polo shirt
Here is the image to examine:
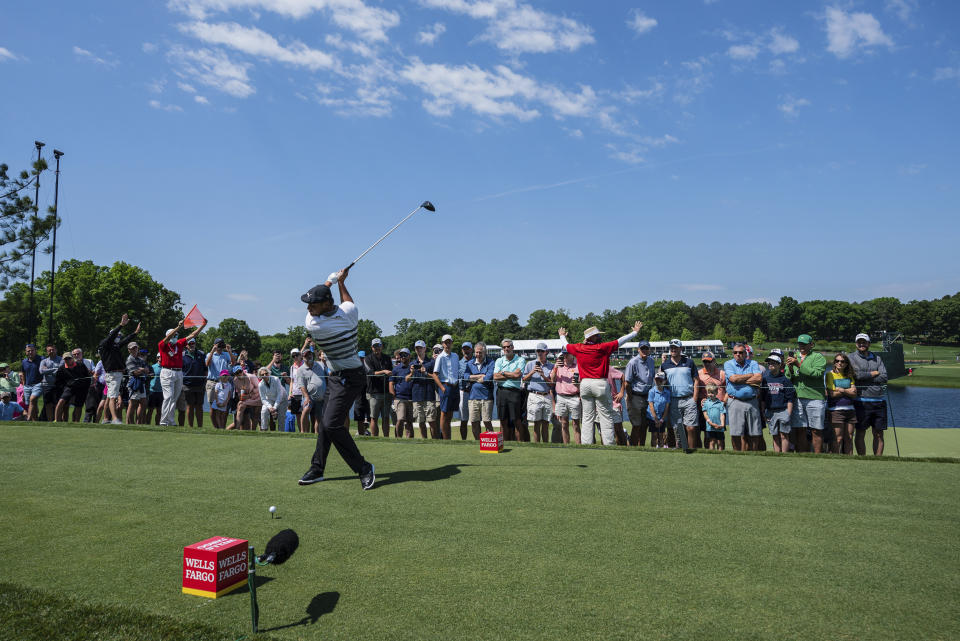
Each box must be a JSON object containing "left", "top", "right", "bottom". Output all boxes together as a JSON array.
[{"left": 304, "top": 301, "right": 362, "bottom": 372}]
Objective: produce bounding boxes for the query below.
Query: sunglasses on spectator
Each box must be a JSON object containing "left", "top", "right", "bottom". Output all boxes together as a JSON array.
[{"left": 733, "top": 350, "right": 745, "bottom": 354}]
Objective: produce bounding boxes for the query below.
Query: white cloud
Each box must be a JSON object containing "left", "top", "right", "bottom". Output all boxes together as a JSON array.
[
  {"left": 605, "top": 143, "right": 644, "bottom": 164},
  {"left": 934, "top": 66, "right": 959, "bottom": 82},
  {"left": 195, "top": 95, "right": 210, "bottom": 104},
  {"left": 727, "top": 44, "right": 759, "bottom": 60},
  {"left": 400, "top": 59, "right": 598, "bottom": 121},
  {"left": 147, "top": 78, "right": 167, "bottom": 93},
  {"left": 314, "top": 82, "right": 397, "bottom": 117},
  {"left": 324, "top": 33, "right": 374, "bottom": 58},
  {"left": 778, "top": 94, "right": 810, "bottom": 119},
  {"left": 899, "top": 162, "right": 926, "bottom": 175},
  {"left": 167, "top": 46, "right": 255, "bottom": 97},
  {"left": 149, "top": 99, "right": 184, "bottom": 112},
  {"left": 142, "top": 42, "right": 159, "bottom": 54},
  {"left": 178, "top": 81, "right": 197, "bottom": 93},
  {"left": 226, "top": 293, "right": 259, "bottom": 302},
  {"left": 627, "top": 9, "right": 657, "bottom": 35},
  {"left": 73, "top": 46, "right": 118, "bottom": 67},
  {"left": 179, "top": 21, "right": 337, "bottom": 70},
  {"left": 825, "top": 7, "right": 893, "bottom": 59},
  {"left": 0, "top": 47, "right": 18, "bottom": 61},
  {"left": 168, "top": 0, "right": 400, "bottom": 42},
  {"left": 417, "top": 22, "right": 446, "bottom": 45},
  {"left": 674, "top": 57, "right": 711, "bottom": 104},
  {"left": 620, "top": 80, "right": 664, "bottom": 102},
  {"left": 886, "top": 0, "right": 918, "bottom": 23},
  {"left": 768, "top": 29, "right": 799, "bottom": 55},
  {"left": 418, "top": 0, "right": 594, "bottom": 54}
]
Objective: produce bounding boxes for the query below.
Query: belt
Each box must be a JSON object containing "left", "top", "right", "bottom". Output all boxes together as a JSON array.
[
  {"left": 163, "top": 367, "right": 182, "bottom": 371},
  {"left": 558, "top": 393, "right": 578, "bottom": 397},
  {"left": 328, "top": 366, "right": 363, "bottom": 377},
  {"left": 528, "top": 390, "right": 550, "bottom": 395}
]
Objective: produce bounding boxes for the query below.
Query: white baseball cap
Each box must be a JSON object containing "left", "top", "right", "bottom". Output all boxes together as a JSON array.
[
  {"left": 855, "top": 333, "right": 870, "bottom": 343},
  {"left": 441, "top": 334, "right": 453, "bottom": 342},
  {"left": 290, "top": 348, "right": 300, "bottom": 354}
]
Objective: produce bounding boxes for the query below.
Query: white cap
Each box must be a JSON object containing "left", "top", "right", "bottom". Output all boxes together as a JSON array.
[
  {"left": 414, "top": 340, "right": 426, "bottom": 348},
  {"left": 441, "top": 334, "right": 453, "bottom": 342},
  {"left": 290, "top": 348, "right": 300, "bottom": 354},
  {"left": 765, "top": 353, "right": 783, "bottom": 364},
  {"left": 855, "top": 333, "right": 870, "bottom": 343}
]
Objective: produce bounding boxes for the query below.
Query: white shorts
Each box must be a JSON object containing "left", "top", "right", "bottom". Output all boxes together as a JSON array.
[
  {"left": 555, "top": 394, "right": 581, "bottom": 420},
  {"left": 104, "top": 371, "right": 124, "bottom": 399},
  {"left": 526, "top": 392, "right": 552, "bottom": 422}
]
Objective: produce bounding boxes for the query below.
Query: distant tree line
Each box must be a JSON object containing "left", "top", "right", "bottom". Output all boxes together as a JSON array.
[{"left": 1, "top": 259, "right": 958, "bottom": 366}]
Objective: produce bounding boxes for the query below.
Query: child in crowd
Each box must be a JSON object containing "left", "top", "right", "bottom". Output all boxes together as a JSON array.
[
  {"left": 647, "top": 371, "right": 670, "bottom": 448},
  {"left": 211, "top": 369, "right": 233, "bottom": 429},
  {"left": 700, "top": 383, "right": 726, "bottom": 450},
  {"left": 759, "top": 354, "right": 796, "bottom": 453}
]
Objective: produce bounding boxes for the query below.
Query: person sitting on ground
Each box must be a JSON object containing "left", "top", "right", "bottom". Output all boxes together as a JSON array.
[
  {"left": 258, "top": 366, "right": 289, "bottom": 432},
  {"left": 0, "top": 390, "right": 24, "bottom": 421},
  {"left": 759, "top": 354, "right": 796, "bottom": 453},
  {"left": 700, "top": 383, "right": 726, "bottom": 450},
  {"left": 647, "top": 371, "right": 670, "bottom": 448},
  {"left": 826, "top": 352, "right": 857, "bottom": 455}
]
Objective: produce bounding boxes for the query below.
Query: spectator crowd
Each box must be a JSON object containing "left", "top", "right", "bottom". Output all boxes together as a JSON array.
[{"left": 1, "top": 317, "right": 891, "bottom": 456}]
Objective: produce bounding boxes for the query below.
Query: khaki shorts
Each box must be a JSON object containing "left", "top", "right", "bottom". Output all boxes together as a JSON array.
[
  {"left": 395, "top": 400, "right": 413, "bottom": 423},
  {"left": 104, "top": 371, "right": 124, "bottom": 399},
  {"left": 205, "top": 379, "right": 218, "bottom": 406},
  {"left": 413, "top": 400, "right": 437, "bottom": 423},
  {"left": 555, "top": 394, "right": 581, "bottom": 420},
  {"left": 367, "top": 392, "right": 391, "bottom": 421},
  {"left": 468, "top": 399, "right": 493, "bottom": 423},
  {"left": 526, "top": 392, "right": 553, "bottom": 422}
]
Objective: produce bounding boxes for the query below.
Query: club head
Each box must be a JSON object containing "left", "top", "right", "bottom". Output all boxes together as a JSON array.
[{"left": 420, "top": 201, "right": 436, "bottom": 212}]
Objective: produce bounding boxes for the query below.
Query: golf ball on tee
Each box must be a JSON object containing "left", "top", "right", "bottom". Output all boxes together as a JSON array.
[{"left": 269, "top": 505, "right": 277, "bottom": 514}]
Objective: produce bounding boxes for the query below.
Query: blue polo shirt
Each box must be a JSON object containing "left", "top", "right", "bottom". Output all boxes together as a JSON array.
[
  {"left": 464, "top": 358, "right": 495, "bottom": 400},
  {"left": 660, "top": 356, "right": 698, "bottom": 398},
  {"left": 433, "top": 351, "right": 460, "bottom": 384},
  {"left": 207, "top": 350, "right": 233, "bottom": 380},
  {"left": 723, "top": 358, "right": 762, "bottom": 400},
  {"left": 0, "top": 400, "right": 23, "bottom": 421},
  {"left": 21, "top": 355, "right": 42, "bottom": 386},
  {"left": 647, "top": 386, "right": 671, "bottom": 421},
  {"left": 410, "top": 358, "right": 436, "bottom": 402},
  {"left": 523, "top": 360, "right": 554, "bottom": 394},
  {"left": 390, "top": 364, "right": 414, "bottom": 401},
  {"left": 625, "top": 354, "right": 656, "bottom": 395}
]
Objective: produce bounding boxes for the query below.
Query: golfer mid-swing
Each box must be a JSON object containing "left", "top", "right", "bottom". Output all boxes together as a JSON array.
[{"left": 298, "top": 266, "right": 375, "bottom": 490}]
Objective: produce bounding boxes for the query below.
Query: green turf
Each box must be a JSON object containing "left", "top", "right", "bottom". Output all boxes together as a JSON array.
[
  {"left": 888, "top": 363, "right": 960, "bottom": 388},
  {"left": 2, "top": 424, "right": 960, "bottom": 640}
]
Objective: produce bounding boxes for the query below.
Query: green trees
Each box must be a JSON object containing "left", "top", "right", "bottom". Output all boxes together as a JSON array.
[{"left": 0, "top": 160, "right": 58, "bottom": 290}]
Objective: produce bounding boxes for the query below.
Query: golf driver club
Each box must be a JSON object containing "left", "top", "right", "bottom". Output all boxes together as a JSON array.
[{"left": 345, "top": 201, "right": 435, "bottom": 270}]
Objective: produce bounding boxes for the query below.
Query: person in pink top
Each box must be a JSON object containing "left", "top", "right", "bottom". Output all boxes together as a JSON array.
[
  {"left": 558, "top": 321, "right": 641, "bottom": 445},
  {"left": 550, "top": 351, "right": 581, "bottom": 444},
  {"left": 232, "top": 366, "right": 263, "bottom": 430}
]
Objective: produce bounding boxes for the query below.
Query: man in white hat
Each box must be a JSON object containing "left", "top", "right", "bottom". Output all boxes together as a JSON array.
[
  {"left": 558, "top": 321, "right": 642, "bottom": 445},
  {"left": 848, "top": 332, "right": 888, "bottom": 455}
]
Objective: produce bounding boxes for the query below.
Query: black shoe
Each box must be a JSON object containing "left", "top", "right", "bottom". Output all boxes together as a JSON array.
[
  {"left": 298, "top": 469, "right": 324, "bottom": 485},
  {"left": 684, "top": 448, "right": 695, "bottom": 454},
  {"left": 360, "top": 463, "right": 375, "bottom": 490}
]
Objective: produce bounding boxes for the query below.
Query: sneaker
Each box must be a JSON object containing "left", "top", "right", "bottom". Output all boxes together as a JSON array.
[
  {"left": 298, "top": 469, "right": 324, "bottom": 485},
  {"left": 112, "top": 419, "right": 122, "bottom": 425},
  {"left": 360, "top": 463, "right": 375, "bottom": 490}
]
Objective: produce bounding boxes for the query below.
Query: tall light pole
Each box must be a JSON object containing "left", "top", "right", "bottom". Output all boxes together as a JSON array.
[
  {"left": 28, "top": 140, "right": 44, "bottom": 346},
  {"left": 47, "top": 149, "right": 63, "bottom": 346}
]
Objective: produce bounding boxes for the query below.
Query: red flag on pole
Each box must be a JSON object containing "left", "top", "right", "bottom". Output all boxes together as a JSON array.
[{"left": 183, "top": 304, "right": 206, "bottom": 328}]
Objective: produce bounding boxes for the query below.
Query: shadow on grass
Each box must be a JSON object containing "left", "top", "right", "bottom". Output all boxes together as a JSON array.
[
  {"left": 259, "top": 591, "right": 340, "bottom": 632},
  {"left": 219, "top": 574, "right": 275, "bottom": 599},
  {"left": 325, "top": 463, "right": 471, "bottom": 487}
]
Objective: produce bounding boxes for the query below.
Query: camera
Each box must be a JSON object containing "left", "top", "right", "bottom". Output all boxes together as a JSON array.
[
  {"left": 413, "top": 363, "right": 421, "bottom": 370},
  {"left": 788, "top": 351, "right": 795, "bottom": 357}
]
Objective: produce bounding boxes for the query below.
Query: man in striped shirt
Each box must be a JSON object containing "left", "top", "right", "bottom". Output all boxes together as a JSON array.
[{"left": 297, "top": 267, "right": 375, "bottom": 490}]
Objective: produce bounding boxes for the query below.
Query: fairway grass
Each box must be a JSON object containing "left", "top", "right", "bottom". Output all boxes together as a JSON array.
[
  {"left": 2, "top": 424, "right": 959, "bottom": 641},
  {"left": 889, "top": 363, "right": 960, "bottom": 389}
]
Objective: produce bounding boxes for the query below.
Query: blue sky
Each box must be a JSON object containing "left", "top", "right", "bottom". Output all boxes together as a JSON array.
[{"left": 2, "top": 0, "right": 958, "bottom": 336}]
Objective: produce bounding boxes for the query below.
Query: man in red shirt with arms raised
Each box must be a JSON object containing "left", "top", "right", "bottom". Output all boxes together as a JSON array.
[
  {"left": 158, "top": 318, "right": 207, "bottom": 426},
  {"left": 558, "top": 320, "right": 642, "bottom": 445}
]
